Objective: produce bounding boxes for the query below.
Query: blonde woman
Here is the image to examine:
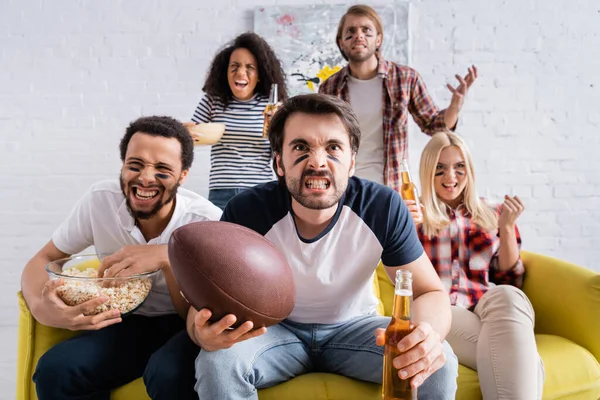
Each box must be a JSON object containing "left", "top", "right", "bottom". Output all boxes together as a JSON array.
[{"left": 405, "top": 131, "right": 544, "bottom": 400}]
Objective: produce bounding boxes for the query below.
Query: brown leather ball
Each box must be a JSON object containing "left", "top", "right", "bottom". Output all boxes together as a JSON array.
[{"left": 168, "top": 221, "right": 295, "bottom": 328}]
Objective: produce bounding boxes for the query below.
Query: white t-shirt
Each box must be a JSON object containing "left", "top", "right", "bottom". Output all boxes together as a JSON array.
[
  {"left": 52, "top": 180, "right": 222, "bottom": 316},
  {"left": 221, "top": 178, "right": 424, "bottom": 324},
  {"left": 347, "top": 74, "right": 385, "bottom": 184}
]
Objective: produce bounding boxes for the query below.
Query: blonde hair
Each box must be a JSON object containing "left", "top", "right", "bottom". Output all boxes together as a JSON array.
[
  {"left": 419, "top": 131, "right": 497, "bottom": 237},
  {"left": 336, "top": 5, "right": 384, "bottom": 61}
]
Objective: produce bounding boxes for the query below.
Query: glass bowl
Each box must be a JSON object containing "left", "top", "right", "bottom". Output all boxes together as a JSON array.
[{"left": 46, "top": 254, "right": 159, "bottom": 316}]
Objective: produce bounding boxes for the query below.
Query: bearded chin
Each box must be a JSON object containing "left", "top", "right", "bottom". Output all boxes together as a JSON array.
[{"left": 119, "top": 175, "right": 180, "bottom": 221}]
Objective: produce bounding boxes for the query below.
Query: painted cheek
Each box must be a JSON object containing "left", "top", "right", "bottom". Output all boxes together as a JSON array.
[
  {"left": 155, "top": 173, "right": 169, "bottom": 180},
  {"left": 293, "top": 154, "right": 309, "bottom": 166},
  {"left": 327, "top": 155, "right": 342, "bottom": 164}
]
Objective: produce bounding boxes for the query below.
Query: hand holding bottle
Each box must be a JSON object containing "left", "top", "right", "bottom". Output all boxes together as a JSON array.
[
  {"left": 262, "top": 84, "right": 280, "bottom": 138},
  {"left": 403, "top": 199, "right": 423, "bottom": 225},
  {"left": 376, "top": 321, "right": 446, "bottom": 389}
]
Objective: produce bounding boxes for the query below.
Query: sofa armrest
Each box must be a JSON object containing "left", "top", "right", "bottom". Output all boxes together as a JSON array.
[
  {"left": 17, "top": 291, "right": 81, "bottom": 400},
  {"left": 521, "top": 251, "right": 600, "bottom": 362},
  {"left": 17, "top": 291, "right": 35, "bottom": 400}
]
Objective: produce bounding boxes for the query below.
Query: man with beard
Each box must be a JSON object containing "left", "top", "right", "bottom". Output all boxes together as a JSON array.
[
  {"left": 319, "top": 4, "right": 477, "bottom": 193},
  {"left": 186, "top": 94, "right": 458, "bottom": 399},
  {"left": 21, "top": 115, "right": 222, "bottom": 400}
]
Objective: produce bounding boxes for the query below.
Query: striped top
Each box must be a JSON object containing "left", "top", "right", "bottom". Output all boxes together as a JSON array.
[{"left": 191, "top": 94, "right": 275, "bottom": 190}]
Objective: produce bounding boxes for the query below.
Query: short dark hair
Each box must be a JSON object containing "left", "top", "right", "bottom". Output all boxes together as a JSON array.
[
  {"left": 119, "top": 116, "right": 194, "bottom": 171},
  {"left": 268, "top": 94, "right": 361, "bottom": 179},
  {"left": 203, "top": 32, "right": 289, "bottom": 106}
]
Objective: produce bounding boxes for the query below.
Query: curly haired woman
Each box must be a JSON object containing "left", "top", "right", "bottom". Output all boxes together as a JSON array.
[{"left": 188, "top": 32, "right": 288, "bottom": 210}]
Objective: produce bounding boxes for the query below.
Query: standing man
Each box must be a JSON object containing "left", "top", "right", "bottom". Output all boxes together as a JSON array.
[
  {"left": 22, "top": 116, "right": 222, "bottom": 400},
  {"left": 187, "top": 94, "right": 458, "bottom": 399},
  {"left": 319, "top": 4, "right": 477, "bottom": 192}
]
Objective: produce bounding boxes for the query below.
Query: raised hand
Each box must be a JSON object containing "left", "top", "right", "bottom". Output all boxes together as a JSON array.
[
  {"left": 447, "top": 65, "right": 478, "bottom": 112},
  {"left": 498, "top": 194, "right": 525, "bottom": 230}
]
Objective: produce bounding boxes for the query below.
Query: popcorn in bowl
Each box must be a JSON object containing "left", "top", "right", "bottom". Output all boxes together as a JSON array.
[{"left": 47, "top": 255, "right": 158, "bottom": 316}]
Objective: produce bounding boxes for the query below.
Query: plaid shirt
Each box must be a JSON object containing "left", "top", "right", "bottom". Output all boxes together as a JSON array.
[
  {"left": 319, "top": 58, "right": 448, "bottom": 193},
  {"left": 416, "top": 203, "right": 525, "bottom": 309}
]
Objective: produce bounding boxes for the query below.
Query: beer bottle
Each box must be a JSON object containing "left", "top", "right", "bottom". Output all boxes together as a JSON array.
[
  {"left": 400, "top": 159, "right": 420, "bottom": 208},
  {"left": 262, "top": 83, "right": 279, "bottom": 138},
  {"left": 382, "top": 269, "right": 416, "bottom": 400}
]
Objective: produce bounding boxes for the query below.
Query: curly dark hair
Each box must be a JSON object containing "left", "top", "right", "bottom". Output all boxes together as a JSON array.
[
  {"left": 202, "top": 32, "right": 288, "bottom": 106},
  {"left": 119, "top": 116, "right": 194, "bottom": 171}
]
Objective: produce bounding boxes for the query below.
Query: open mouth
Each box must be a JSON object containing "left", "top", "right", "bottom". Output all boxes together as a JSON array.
[
  {"left": 305, "top": 178, "right": 330, "bottom": 190},
  {"left": 442, "top": 183, "right": 458, "bottom": 191},
  {"left": 234, "top": 80, "right": 248, "bottom": 90},
  {"left": 132, "top": 187, "right": 159, "bottom": 201}
]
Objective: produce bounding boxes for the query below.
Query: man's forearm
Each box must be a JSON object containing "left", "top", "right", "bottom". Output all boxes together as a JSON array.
[
  {"left": 21, "top": 241, "right": 69, "bottom": 323},
  {"left": 163, "top": 264, "right": 190, "bottom": 319},
  {"left": 152, "top": 244, "right": 189, "bottom": 319},
  {"left": 412, "top": 290, "right": 452, "bottom": 340},
  {"left": 443, "top": 104, "right": 460, "bottom": 130}
]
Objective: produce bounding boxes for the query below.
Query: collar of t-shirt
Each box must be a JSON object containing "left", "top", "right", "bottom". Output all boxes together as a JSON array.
[
  {"left": 116, "top": 194, "right": 185, "bottom": 244},
  {"left": 232, "top": 93, "right": 259, "bottom": 103}
]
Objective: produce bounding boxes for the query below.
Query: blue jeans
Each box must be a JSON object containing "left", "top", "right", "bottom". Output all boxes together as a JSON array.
[
  {"left": 194, "top": 314, "right": 458, "bottom": 400},
  {"left": 208, "top": 188, "right": 247, "bottom": 211},
  {"left": 33, "top": 315, "right": 199, "bottom": 400}
]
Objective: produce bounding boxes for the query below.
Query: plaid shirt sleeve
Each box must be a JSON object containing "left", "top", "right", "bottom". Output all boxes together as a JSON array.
[
  {"left": 318, "top": 69, "right": 344, "bottom": 97},
  {"left": 489, "top": 225, "right": 525, "bottom": 288},
  {"left": 407, "top": 70, "right": 448, "bottom": 134}
]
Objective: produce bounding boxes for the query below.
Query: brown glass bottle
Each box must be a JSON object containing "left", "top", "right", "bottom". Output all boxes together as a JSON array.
[
  {"left": 382, "top": 269, "right": 416, "bottom": 400},
  {"left": 262, "top": 83, "right": 279, "bottom": 138},
  {"left": 400, "top": 159, "right": 420, "bottom": 208}
]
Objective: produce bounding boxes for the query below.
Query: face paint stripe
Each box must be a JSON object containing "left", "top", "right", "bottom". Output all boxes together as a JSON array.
[
  {"left": 293, "top": 154, "right": 309, "bottom": 166},
  {"left": 327, "top": 155, "right": 341, "bottom": 164}
]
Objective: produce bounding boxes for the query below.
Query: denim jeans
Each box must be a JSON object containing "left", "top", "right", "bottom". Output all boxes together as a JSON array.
[
  {"left": 33, "top": 315, "right": 199, "bottom": 400},
  {"left": 195, "top": 314, "right": 458, "bottom": 400},
  {"left": 208, "top": 188, "right": 247, "bottom": 211}
]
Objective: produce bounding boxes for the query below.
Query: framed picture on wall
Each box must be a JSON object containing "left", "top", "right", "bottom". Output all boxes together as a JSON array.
[{"left": 254, "top": 3, "right": 411, "bottom": 96}]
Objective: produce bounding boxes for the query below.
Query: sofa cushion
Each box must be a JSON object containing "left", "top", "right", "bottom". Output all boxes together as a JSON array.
[
  {"left": 536, "top": 334, "right": 600, "bottom": 399},
  {"left": 456, "top": 365, "right": 481, "bottom": 399},
  {"left": 258, "top": 373, "right": 379, "bottom": 400},
  {"left": 454, "top": 334, "right": 600, "bottom": 400}
]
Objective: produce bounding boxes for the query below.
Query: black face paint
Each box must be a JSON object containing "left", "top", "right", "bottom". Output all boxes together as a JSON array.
[
  {"left": 293, "top": 154, "right": 309, "bottom": 166},
  {"left": 128, "top": 167, "right": 141, "bottom": 172},
  {"left": 435, "top": 172, "right": 444, "bottom": 176},
  {"left": 155, "top": 173, "right": 169, "bottom": 180},
  {"left": 327, "top": 155, "right": 342, "bottom": 164}
]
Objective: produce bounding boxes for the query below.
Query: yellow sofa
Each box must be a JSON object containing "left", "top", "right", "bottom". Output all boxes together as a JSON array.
[{"left": 17, "top": 251, "right": 600, "bottom": 399}]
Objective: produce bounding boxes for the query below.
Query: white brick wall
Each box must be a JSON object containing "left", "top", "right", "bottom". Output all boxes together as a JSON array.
[{"left": 1, "top": 0, "right": 599, "bottom": 397}]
